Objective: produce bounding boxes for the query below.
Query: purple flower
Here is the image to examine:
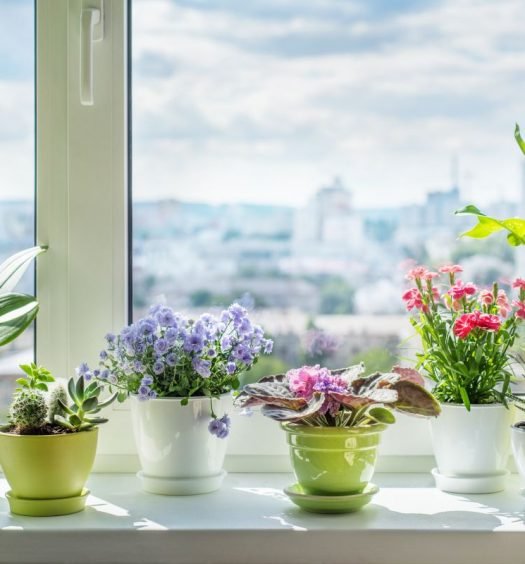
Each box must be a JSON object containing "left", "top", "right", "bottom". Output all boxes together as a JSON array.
[
  {"left": 154, "top": 338, "right": 169, "bottom": 355},
  {"left": 133, "top": 360, "right": 144, "bottom": 373},
  {"left": 105, "top": 333, "right": 116, "bottom": 344},
  {"left": 141, "top": 376, "right": 153, "bottom": 386},
  {"left": 263, "top": 339, "right": 273, "bottom": 354},
  {"left": 156, "top": 307, "right": 177, "bottom": 327},
  {"left": 184, "top": 332, "right": 204, "bottom": 353},
  {"left": 153, "top": 360, "right": 164, "bottom": 375},
  {"left": 138, "top": 318, "right": 157, "bottom": 337},
  {"left": 220, "top": 310, "right": 230, "bottom": 324},
  {"left": 238, "top": 317, "right": 253, "bottom": 336},
  {"left": 76, "top": 362, "right": 90, "bottom": 377},
  {"left": 192, "top": 358, "right": 211, "bottom": 378},
  {"left": 148, "top": 390, "right": 157, "bottom": 399},
  {"left": 99, "top": 350, "right": 108, "bottom": 360},
  {"left": 220, "top": 336, "right": 232, "bottom": 351},
  {"left": 228, "top": 303, "right": 247, "bottom": 326},
  {"left": 165, "top": 327, "right": 178, "bottom": 342},
  {"left": 166, "top": 353, "right": 177, "bottom": 367},
  {"left": 138, "top": 385, "right": 150, "bottom": 401},
  {"left": 207, "top": 348, "right": 217, "bottom": 358},
  {"left": 226, "top": 362, "right": 237, "bottom": 375},
  {"left": 149, "top": 304, "right": 163, "bottom": 315},
  {"left": 100, "top": 369, "right": 110, "bottom": 380},
  {"left": 208, "top": 414, "right": 231, "bottom": 439}
]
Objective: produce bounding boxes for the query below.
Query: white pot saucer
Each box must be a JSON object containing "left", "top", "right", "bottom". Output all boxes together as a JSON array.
[
  {"left": 431, "top": 468, "right": 509, "bottom": 494},
  {"left": 137, "top": 469, "right": 227, "bottom": 496},
  {"left": 284, "top": 483, "right": 379, "bottom": 514}
]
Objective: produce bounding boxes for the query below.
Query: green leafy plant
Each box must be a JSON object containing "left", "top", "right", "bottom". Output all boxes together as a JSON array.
[
  {"left": 5, "top": 366, "right": 117, "bottom": 435},
  {"left": 235, "top": 364, "right": 440, "bottom": 427},
  {"left": 54, "top": 376, "right": 118, "bottom": 431},
  {"left": 455, "top": 124, "right": 525, "bottom": 245},
  {"left": 0, "top": 246, "right": 47, "bottom": 347}
]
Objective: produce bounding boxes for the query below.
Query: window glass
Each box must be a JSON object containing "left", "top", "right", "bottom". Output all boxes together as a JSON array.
[
  {"left": 132, "top": 0, "right": 524, "bottom": 384},
  {"left": 0, "top": 0, "right": 35, "bottom": 413}
]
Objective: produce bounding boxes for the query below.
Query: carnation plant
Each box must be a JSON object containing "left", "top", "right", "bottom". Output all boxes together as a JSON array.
[
  {"left": 235, "top": 364, "right": 440, "bottom": 426},
  {"left": 402, "top": 264, "right": 525, "bottom": 409},
  {"left": 80, "top": 303, "right": 273, "bottom": 437}
]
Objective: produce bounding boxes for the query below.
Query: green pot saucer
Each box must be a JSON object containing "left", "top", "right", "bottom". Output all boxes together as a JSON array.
[
  {"left": 284, "top": 483, "right": 379, "bottom": 514},
  {"left": 6, "top": 488, "right": 90, "bottom": 517}
]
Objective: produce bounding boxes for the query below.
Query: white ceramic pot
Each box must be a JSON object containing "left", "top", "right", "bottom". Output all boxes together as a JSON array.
[
  {"left": 131, "top": 394, "right": 230, "bottom": 495},
  {"left": 430, "top": 403, "right": 512, "bottom": 493},
  {"left": 511, "top": 422, "right": 525, "bottom": 489}
]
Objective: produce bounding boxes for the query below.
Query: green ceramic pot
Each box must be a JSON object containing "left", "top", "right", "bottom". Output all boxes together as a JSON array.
[
  {"left": 282, "top": 422, "right": 386, "bottom": 495},
  {"left": 0, "top": 428, "right": 98, "bottom": 511}
]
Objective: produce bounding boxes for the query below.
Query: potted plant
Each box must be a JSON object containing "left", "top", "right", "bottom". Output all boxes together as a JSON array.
[
  {"left": 235, "top": 363, "right": 439, "bottom": 513},
  {"left": 402, "top": 263, "right": 525, "bottom": 493},
  {"left": 453, "top": 124, "right": 525, "bottom": 487},
  {"left": 0, "top": 246, "right": 46, "bottom": 346},
  {"left": 0, "top": 363, "right": 117, "bottom": 516},
  {"left": 82, "top": 303, "right": 273, "bottom": 495}
]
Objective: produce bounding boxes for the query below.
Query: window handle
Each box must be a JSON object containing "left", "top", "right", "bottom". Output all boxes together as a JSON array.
[{"left": 80, "top": 3, "right": 103, "bottom": 106}]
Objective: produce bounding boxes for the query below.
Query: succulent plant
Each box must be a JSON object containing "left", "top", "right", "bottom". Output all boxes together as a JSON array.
[
  {"left": 48, "top": 384, "right": 68, "bottom": 423},
  {"left": 9, "top": 389, "right": 48, "bottom": 432},
  {"left": 235, "top": 364, "right": 440, "bottom": 427},
  {"left": 54, "top": 376, "right": 118, "bottom": 432}
]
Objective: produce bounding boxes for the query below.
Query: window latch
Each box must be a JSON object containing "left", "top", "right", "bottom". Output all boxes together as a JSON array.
[{"left": 80, "top": 0, "right": 104, "bottom": 106}]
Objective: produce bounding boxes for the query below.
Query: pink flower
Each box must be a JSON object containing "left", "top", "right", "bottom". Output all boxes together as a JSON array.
[
  {"left": 406, "top": 266, "right": 429, "bottom": 281},
  {"left": 402, "top": 288, "right": 426, "bottom": 312},
  {"left": 453, "top": 311, "right": 501, "bottom": 339},
  {"left": 423, "top": 271, "right": 440, "bottom": 280},
  {"left": 475, "top": 313, "right": 501, "bottom": 332},
  {"left": 479, "top": 289, "right": 494, "bottom": 306},
  {"left": 496, "top": 290, "right": 510, "bottom": 317},
  {"left": 448, "top": 280, "right": 477, "bottom": 301},
  {"left": 439, "top": 265, "right": 463, "bottom": 274},
  {"left": 513, "top": 278, "right": 525, "bottom": 290},
  {"left": 287, "top": 365, "right": 330, "bottom": 399},
  {"left": 453, "top": 313, "right": 476, "bottom": 339},
  {"left": 513, "top": 300, "right": 525, "bottom": 319}
]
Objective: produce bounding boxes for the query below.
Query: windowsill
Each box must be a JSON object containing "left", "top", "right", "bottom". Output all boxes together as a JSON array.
[{"left": 0, "top": 473, "right": 524, "bottom": 564}]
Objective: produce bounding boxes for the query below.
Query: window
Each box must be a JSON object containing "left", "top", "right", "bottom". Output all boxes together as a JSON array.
[
  {"left": 33, "top": 0, "right": 524, "bottom": 469},
  {"left": 0, "top": 0, "right": 34, "bottom": 415},
  {"left": 131, "top": 0, "right": 524, "bottom": 391}
]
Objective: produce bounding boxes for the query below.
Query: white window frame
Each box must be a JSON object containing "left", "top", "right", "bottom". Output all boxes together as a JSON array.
[{"left": 34, "top": 0, "right": 448, "bottom": 473}]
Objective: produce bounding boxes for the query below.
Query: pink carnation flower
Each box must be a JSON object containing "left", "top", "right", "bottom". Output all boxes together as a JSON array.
[
  {"left": 479, "top": 289, "right": 494, "bottom": 305},
  {"left": 448, "top": 280, "right": 477, "bottom": 301},
  {"left": 406, "top": 266, "right": 429, "bottom": 281},
  {"left": 513, "top": 300, "right": 525, "bottom": 319},
  {"left": 402, "top": 288, "right": 426, "bottom": 312},
  {"left": 513, "top": 278, "right": 525, "bottom": 290},
  {"left": 496, "top": 290, "right": 510, "bottom": 317},
  {"left": 453, "top": 311, "right": 501, "bottom": 339},
  {"left": 439, "top": 265, "right": 463, "bottom": 274}
]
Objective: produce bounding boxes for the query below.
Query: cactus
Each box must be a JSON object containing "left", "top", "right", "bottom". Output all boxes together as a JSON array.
[
  {"left": 9, "top": 389, "right": 47, "bottom": 432},
  {"left": 48, "top": 384, "right": 68, "bottom": 423}
]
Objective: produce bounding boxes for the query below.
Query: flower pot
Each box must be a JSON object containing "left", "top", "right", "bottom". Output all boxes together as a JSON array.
[
  {"left": 430, "top": 403, "right": 512, "bottom": 493},
  {"left": 282, "top": 422, "right": 387, "bottom": 495},
  {"left": 511, "top": 422, "right": 525, "bottom": 488},
  {"left": 131, "top": 394, "right": 230, "bottom": 495},
  {"left": 0, "top": 428, "right": 98, "bottom": 516}
]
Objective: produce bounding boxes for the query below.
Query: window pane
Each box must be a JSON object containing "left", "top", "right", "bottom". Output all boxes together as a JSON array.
[
  {"left": 132, "top": 1, "right": 524, "bottom": 382},
  {"left": 0, "top": 0, "right": 34, "bottom": 412}
]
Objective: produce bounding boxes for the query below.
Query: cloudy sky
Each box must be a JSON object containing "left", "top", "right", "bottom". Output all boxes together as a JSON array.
[{"left": 0, "top": 0, "right": 524, "bottom": 209}]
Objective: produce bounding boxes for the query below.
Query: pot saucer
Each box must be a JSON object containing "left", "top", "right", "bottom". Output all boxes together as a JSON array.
[
  {"left": 431, "top": 468, "right": 509, "bottom": 494},
  {"left": 6, "top": 488, "right": 90, "bottom": 517},
  {"left": 284, "top": 483, "right": 379, "bottom": 514},
  {"left": 137, "top": 470, "right": 227, "bottom": 495}
]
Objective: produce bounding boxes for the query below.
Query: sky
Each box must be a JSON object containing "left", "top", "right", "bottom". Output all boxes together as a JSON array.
[{"left": 0, "top": 0, "right": 524, "bottom": 209}]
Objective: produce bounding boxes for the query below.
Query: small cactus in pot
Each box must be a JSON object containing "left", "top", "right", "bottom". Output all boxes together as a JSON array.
[{"left": 0, "top": 363, "right": 117, "bottom": 516}]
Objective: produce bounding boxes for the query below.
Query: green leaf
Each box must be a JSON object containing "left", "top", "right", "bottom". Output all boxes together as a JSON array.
[
  {"left": 117, "top": 390, "right": 128, "bottom": 403},
  {"left": 515, "top": 123, "right": 525, "bottom": 155},
  {"left": 82, "top": 396, "right": 99, "bottom": 412},
  {"left": 15, "top": 378, "right": 28, "bottom": 388},
  {"left": 97, "top": 392, "right": 118, "bottom": 409},
  {"left": 35, "top": 382, "right": 48, "bottom": 391},
  {"left": 19, "top": 364, "right": 33, "bottom": 378},
  {"left": 455, "top": 204, "right": 485, "bottom": 217},
  {"left": 75, "top": 376, "right": 85, "bottom": 400},
  {"left": 368, "top": 406, "right": 396, "bottom": 425},
  {"left": 69, "top": 414, "right": 82, "bottom": 427},
  {"left": 181, "top": 397, "right": 189, "bottom": 406},
  {"left": 0, "top": 246, "right": 46, "bottom": 294},
  {"left": 459, "top": 387, "right": 471, "bottom": 411},
  {"left": 68, "top": 377, "right": 78, "bottom": 404},
  {"left": 0, "top": 293, "right": 39, "bottom": 346}
]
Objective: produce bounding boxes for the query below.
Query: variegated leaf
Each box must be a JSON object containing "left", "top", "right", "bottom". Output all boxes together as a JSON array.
[
  {"left": 331, "top": 363, "right": 365, "bottom": 384},
  {"left": 261, "top": 393, "right": 325, "bottom": 421},
  {"left": 242, "top": 382, "right": 307, "bottom": 410},
  {"left": 390, "top": 380, "right": 441, "bottom": 417},
  {"left": 391, "top": 366, "right": 425, "bottom": 386}
]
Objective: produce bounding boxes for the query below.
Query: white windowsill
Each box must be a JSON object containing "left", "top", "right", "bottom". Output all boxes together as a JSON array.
[{"left": 0, "top": 473, "right": 524, "bottom": 564}]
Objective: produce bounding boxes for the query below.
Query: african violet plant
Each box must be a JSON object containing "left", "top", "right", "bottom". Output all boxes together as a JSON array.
[
  {"left": 235, "top": 363, "right": 440, "bottom": 426},
  {"left": 5, "top": 363, "right": 117, "bottom": 435},
  {"left": 79, "top": 303, "right": 273, "bottom": 437}
]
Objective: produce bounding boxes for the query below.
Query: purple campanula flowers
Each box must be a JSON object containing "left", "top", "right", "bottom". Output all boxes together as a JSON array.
[
  {"left": 80, "top": 304, "right": 272, "bottom": 416},
  {"left": 208, "top": 414, "right": 231, "bottom": 439}
]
